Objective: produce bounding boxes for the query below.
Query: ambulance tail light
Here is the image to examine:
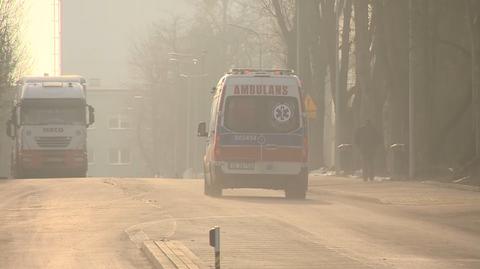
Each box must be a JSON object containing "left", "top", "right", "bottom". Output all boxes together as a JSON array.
[
  {"left": 213, "top": 133, "right": 223, "bottom": 161},
  {"left": 302, "top": 136, "right": 308, "bottom": 163}
]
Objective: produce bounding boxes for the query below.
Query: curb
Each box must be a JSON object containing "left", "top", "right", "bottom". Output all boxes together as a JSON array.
[
  {"left": 310, "top": 180, "right": 480, "bottom": 206},
  {"left": 142, "top": 240, "right": 204, "bottom": 269},
  {"left": 310, "top": 188, "right": 384, "bottom": 204},
  {"left": 421, "top": 180, "right": 480, "bottom": 192},
  {"left": 142, "top": 240, "right": 176, "bottom": 269}
]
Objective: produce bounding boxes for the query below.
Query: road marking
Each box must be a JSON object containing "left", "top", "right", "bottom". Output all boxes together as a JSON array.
[
  {"left": 142, "top": 240, "right": 176, "bottom": 269},
  {"left": 125, "top": 214, "right": 264, "bottom": 252},
  {"left": 125, "top": 214, "right": 265, "bottom": 244}
]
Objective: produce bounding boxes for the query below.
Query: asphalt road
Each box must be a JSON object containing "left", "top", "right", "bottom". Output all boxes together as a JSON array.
[{"left": 0, "top": 176, "right": 479, "bottom": 268}]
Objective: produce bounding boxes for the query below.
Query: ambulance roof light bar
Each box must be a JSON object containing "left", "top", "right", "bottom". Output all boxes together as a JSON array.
[
  {"left": 18, "top": 75, "right": 86, "bottom": 86},
  {"left": 228, "top": 68, "right": 295, "bottom": 76}
]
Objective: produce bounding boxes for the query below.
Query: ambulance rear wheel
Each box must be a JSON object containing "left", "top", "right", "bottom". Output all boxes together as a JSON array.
[
  {"left": 203, "top": 166, "right": 211, "bottom": 195},
  {"left": 205, "top": 181, "right": 222, "bottom": 197},
  {"left": 209, "top": 182, "right": 223, "bottom": 197},
  {"left": 13, "top": 167, "right": 25, "bottom": 179},
  {"left": 285, "top": 186, "right": 306, "bottom": 200},
  {"left": 285, "top": 174, "right": 308, "bottom": 200},
  {"left": 205, "top": 168, "right": 223, "bottom": 197}
]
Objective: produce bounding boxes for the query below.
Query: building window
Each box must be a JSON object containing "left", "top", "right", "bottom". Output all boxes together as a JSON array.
[
  {"left": 108, "top": 115, "right": 130, "bottom": 129},
  {"left": 109, "top": 148, "right": 130, "bottom": 165},
  {"left": 88, "top": 148, "right": 95, "bottom": 165}
]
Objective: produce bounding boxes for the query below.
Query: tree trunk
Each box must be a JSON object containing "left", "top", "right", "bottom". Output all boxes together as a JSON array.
[
  {"left": 353, "top": 0, "right": 371, "bottom": 125},
  {"left": 337, "top": 0, "right": 352, "bottom": 144}
]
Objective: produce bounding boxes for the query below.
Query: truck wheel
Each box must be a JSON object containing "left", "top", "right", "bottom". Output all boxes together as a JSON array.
[{"left": 76, "top": 172, "right": 87, "bottom": 178}]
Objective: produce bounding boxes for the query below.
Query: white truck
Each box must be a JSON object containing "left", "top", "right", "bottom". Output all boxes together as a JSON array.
[{"left": 5, "top": 76, "right": 95, "bottom": 178}]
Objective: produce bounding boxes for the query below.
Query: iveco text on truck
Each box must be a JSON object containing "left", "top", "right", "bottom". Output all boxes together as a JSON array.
[
  {"left": 5, "top": 76, "right": 95, "bottom": 178},
  {"left": 198, "top": 69, "right": 308, "bottom": 199}
]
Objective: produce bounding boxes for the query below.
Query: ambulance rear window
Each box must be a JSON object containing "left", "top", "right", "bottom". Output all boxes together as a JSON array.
[{"left": 223, "top": 96, "right": 300, "bottom": 133}]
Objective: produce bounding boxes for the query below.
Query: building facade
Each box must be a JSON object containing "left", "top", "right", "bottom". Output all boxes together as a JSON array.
[
  {"left": 61, "top": 0, "right": 192, "bottom": 177},
  {"left": 86, "top": 88, "right": 152, "bottom": 177}
]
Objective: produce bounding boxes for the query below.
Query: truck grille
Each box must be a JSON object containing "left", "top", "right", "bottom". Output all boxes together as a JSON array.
[{"left": 35, "top": 136, "right": 72, "bottom": 148}]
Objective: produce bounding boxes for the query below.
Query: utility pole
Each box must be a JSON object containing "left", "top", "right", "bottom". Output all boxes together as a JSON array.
[
  {"left": 467, "top": 3, "right": 480, "bottom": 166},
  {"left": 295, "top": 1, "right": 309, "bottom": 76},
  {"left": 151, "top": 82, "right": 160, "bottom": 177},
  {"left": 295, "top": 0, "right": 301, "bottom": 74},
  {"left": 221, "top": 0, "right": 229, "bottom": 70},
  {"left": 53, "top": 0, "right": 61, "bottom": 75},
  {"left": 408, "top": 0, "right": 416, "bottom": 179},
  {"left": 476, "top": 23, "right": 480, "bottom": 162},
  {"left": 334, "top": 0, "right": 342, "bottom": 174}
]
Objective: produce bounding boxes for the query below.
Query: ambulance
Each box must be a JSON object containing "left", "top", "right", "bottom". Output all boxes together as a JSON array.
[{"left": 197, "top": 69, "right": 308, "bottom": 199}]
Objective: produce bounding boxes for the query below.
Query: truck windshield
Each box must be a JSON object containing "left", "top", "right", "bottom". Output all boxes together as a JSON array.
[
  {"left": 21, "top": 105, "right": 85, "bottom": 125},
  {"left": 223, "top": 96, "right": 300, "bottom": 133}
]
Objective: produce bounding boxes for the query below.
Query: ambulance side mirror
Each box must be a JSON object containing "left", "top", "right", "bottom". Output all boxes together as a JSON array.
[
  {"left": 197, "top": 122, "right": 207, "bottom": 137},
  {"left": 12, "top": 106, "right": 19, "bottom": 127},
  {"left": 87, "top": 105, "right": 95, "bottom": 127},
  {"left": 6, "top": 120, "right": 15, "bottom": 139}
]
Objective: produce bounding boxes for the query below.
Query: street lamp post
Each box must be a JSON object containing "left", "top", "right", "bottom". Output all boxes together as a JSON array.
[
  {"left": 228, "top": 23, "right": 263, "bottom": 68},
  {"left": 169, "top": 52, "right": 208, "bottom": 178},
  {"left": 179, "top": 72, "right": 209, "bottom": 177},
  {"left": 168, "top": 57, "right": 181, "bottom": 177},
  {"left": 131, "top": 94, "right": 157, "bottom": 176}
]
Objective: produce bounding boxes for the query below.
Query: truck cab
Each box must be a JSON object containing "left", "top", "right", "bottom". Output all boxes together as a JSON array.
[
  {"left": 198, "top": 69, "right": 308, "bottom": 199},
  {"left": 6, "top": 76, "right": 95, "bottom": 178}
]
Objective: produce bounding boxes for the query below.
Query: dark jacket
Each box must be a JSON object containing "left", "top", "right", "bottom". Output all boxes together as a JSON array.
[{"left": 354, "top": 123, "right": 380, "bottom": 157}]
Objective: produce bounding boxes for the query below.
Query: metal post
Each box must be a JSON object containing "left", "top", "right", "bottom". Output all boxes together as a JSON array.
[
  {"left": 151, "top": 83, "right": 160, "bottom": 177},
  {"left": 408, "top": 0, "right": 416, "bottom": 179},
  {"left": 209, "top": 226, "right": 220, "bottom": 269},
  {"left": 173, "top": 65, "right": 179, "bottom": 177},
  {"left": 186, "top": 76, "right": 192, "bottom": 175},
  {"left": 174, "top": 87, "right": 178, "bottom": 177},
  {"left": 259, "top": 42, "right": 263, "bottom": 69},
  {"left": 215, "top": 245, "right": 220, "bottom": 269}
]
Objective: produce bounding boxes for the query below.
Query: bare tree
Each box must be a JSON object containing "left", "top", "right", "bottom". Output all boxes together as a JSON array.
[
  {"left": 0, "top": 0, "right": 24, "bottom": 175},
  {"left": 0, "top": 0, "right": 24, "bottom": 100},
  {"left": 130, "top": 0, "right": 278, "bottom": 176}
]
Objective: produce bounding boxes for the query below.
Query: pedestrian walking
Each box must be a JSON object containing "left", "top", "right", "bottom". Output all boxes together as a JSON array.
[{"left": 354, "top": 120, "right": 380, "bottom": 181}]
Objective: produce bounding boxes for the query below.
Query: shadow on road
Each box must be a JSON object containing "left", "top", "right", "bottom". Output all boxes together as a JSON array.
[{"left": 220, "top": 194, "right": 330, "bottom": 205}]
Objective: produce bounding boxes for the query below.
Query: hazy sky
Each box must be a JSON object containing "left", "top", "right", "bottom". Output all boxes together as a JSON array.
[{"left": 23, "top": 0, "right": 54, "bottom": 75}]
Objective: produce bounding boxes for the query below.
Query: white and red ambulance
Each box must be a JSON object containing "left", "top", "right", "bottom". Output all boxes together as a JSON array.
[{"left": 198, "top": 69, "right": 308, "bottom": 199}]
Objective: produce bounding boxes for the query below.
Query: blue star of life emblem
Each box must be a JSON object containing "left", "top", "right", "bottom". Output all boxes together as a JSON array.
[{"left": 273, "top": 104, "right": 292, "bottom": 122}]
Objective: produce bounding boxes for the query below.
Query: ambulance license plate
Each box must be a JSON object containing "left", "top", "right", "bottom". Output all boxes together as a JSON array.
[{"left": 228, "top": 161, "right": 255, "bottom": 170}]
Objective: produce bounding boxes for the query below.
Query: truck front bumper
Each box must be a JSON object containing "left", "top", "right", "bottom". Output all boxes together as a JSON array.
[{"left": 19, "top": 150, "right": 87, "bottom": 177}]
